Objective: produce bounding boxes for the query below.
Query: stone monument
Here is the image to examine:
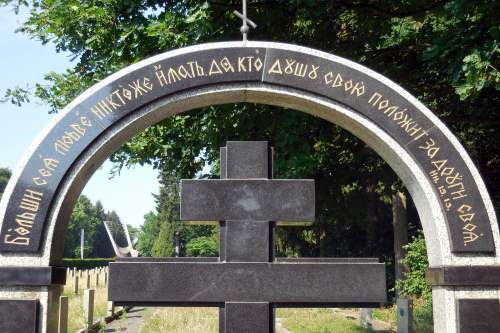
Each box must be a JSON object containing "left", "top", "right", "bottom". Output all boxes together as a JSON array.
[
  {"left": 103, "top": 220, "right": 138, "bottom": 258},
  {"left": 0, "top": 39, "right": 499, "bottom": 332}
]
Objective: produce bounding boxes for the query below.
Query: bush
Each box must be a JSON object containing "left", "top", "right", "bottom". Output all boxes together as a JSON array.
[
  {"left": 186, "top": 236, "right": 218, "bottom": 257},
  {"left": 395, "top": 231, "right": 434, "bottom": 331},
  {"left": 395, "top": 231, "right": 432, "bottom": 301},
  {"left": 61, "top": 258, "right": 114, "bottom": 269}
]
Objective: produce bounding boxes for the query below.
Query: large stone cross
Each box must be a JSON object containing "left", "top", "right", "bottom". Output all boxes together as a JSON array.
[{"left": 109, "top": 141, "right": 386, "bottom": 333}]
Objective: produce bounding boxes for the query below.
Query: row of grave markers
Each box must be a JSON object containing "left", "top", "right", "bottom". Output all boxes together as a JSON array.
[
  {"left": 57, "top": 266, "right": 129, "bottom": 333},
  {"left": 67, "top": 266, "right": 109, "bottom": 293}
]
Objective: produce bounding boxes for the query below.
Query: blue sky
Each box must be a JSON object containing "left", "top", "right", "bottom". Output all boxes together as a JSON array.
[{"left": 0, "top": 6, "right": 158, "bottom": 227}]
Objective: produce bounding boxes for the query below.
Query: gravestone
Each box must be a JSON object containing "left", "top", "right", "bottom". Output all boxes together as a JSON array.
[
  {"left": 109, "top": 141, "right": 387, "bottom": 332},
  {"left": 360, "top": 308, "right": 373, "bottom": 329},
  {"left": 396, "top": 298, "right": 412, "bottom": 333}
]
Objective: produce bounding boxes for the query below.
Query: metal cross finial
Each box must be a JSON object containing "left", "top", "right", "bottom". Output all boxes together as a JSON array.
[{"left": 234, "top": 0, "right": 257, "bottom": 42}]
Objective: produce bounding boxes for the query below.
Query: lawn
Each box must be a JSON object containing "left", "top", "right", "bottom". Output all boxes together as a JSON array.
[
  {"left": 138, "top": 307, "right": 218, "bottom": 333},
  {"left": 61, "top": 268, "right": 432, "bottom": 333},
  {"left": 278, "top": 308, "right": 373, "bottom": 333},
  {"left": 139, "top": 307, "right": 376, "bottom": 333},
  {"left": 137, "top": 304, "right": 432, "bottom": 332}
]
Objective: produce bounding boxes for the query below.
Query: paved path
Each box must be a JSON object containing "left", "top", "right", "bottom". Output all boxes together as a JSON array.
[
  {"left": 102, "top": 307, "right": 147, "bottom": 333},
  {"left": 276, "top": 317, "right": 293, "bottom": 333}
]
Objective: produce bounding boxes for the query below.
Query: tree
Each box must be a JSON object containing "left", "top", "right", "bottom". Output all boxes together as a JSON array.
[
  {"left": 127, "top": 224, "right": 139, "bottom": 243},
  {"left": 151, "top": 221, "right": 175, "bottom": 257},
  {"left": 91, "top": 200, "right": 115, "bottom": 258},
  {"left": 136, "top": 170, "right": 216, "bottom": 257},
  {"left": 186, "top": 235, "right": 218, "bottom": 257},
  {"left": 105, "top": 210, "right": 128, "bottom": 247},
  {"left": 0, "top": 168, "right": 11, "bottom": 200},
  {"left": 396, "top": 232, "right": 431, "bottom": 302},
  {"left": 64, "top": 196, "right": 126, "bottom": 258},
  {"left": 64, "top": 195, "right": 101, "bottom": 257},
  {"left": 136, "top": 211, "right": 159, "bottom": 257},
  {"left": 2, "top": 0, "right": 499, "bottom": 292},
  {"left": 150, "top": 173, "right": 182, "bottom": 257}
]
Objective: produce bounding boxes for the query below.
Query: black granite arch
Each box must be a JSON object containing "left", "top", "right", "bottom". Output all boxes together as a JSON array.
[{"left": 0, "top": 42, "right": 496, "bottom": 258}]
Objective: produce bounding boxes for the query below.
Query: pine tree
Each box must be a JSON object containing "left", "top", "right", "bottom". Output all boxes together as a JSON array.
[
  {"left": 151, "top": 222, "right": 175, "bottom": 257},
  {"left": 151, "top": 172, "right": 182, "bottom": 257},
  {"left": 136, "top": 212, "right": 159, "bottom": 257},
  {"left": 91, "top": 200, "right": 115, "bottom": 258}
]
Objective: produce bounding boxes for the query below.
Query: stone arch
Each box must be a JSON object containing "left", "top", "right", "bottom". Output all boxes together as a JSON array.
[{"left": 0, "top": 42, "right": 498, "bottom": 332}]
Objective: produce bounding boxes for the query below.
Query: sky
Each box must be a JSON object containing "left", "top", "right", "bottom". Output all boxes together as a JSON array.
[{"left": 0, "top": 6, "right": 159, "bottom": 228}]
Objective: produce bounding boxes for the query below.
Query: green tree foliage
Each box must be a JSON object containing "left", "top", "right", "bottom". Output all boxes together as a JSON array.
[
  {"left": 2, "top": 0, "right": 499, "bottom": 284},
  {"left": 63, "top": 195, "right": 125, "bottom": 258},
  {"left": 90, "top": 200, "right": 113, "bottom": 258},
  {"left": 0, "top": 167, "right": 11, "bottom": 200},
  {"left": 186, "top": 236, "right": 218, "bottom": 257},
  {"left": 150, "top": 172, "right": 182, "bottom": 257},
  {"left": 137, "top": 171, "right": 215, "bottom": 257},
  {"left": 105, "top": 210, "right": 128, "bottom": 247},
  {"left": 64, "top": 195, "right": 101, "bottom": 257},
  {"left": 395, "top": 231, "right": 434, "bottom": 332},
  {"left": 136, "top": 211, "right": 159, "bottom": 257},
  {"left": 126, "top": 224, "right": 139, "bottom": 243},
  {"left": 151, "top": 221, "right": 176, "bottom": 257},
  {"left": 396, "top": 232, "right": 432, "bottom": 301}
]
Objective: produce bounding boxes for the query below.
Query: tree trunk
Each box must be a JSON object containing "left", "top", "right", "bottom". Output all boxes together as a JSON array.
[
  {"left": 393, "top": 190, "right": 408, "bottom": 288},
  {"left": 366, "top": 182, "right": 379, "bottom": 253}
]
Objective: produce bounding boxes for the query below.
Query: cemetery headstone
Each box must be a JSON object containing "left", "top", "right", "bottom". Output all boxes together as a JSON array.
[
  {"left": 360, "top": 308, "right": 373, "bottom": 329},
  {"left": 396, "top": 298, "right": 412, "bottom": 333}
]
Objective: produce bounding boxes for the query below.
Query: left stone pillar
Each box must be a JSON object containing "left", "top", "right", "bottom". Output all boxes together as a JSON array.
[{"left": 0, "top": 266, "right": 66, "bottom": 332}]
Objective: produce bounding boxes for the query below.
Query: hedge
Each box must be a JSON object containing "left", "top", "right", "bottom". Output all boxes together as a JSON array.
[{"left": 61, "top": 258, "right": 114, "bottom": 269}]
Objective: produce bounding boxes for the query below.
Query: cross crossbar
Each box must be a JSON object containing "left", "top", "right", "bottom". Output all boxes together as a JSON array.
[
  {"left": 180, "top": 179, "right": 315, "bottom": 222},
  {"left": 109, "top": 260, "right": 387, "bottom": 305}
]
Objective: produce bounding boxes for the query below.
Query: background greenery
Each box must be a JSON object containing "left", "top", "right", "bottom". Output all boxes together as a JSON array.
[{"left": 61, "top": 258, "right": 115, "bottom": 269}]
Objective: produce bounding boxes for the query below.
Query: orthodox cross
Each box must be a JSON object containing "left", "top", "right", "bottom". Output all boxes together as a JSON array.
[
  {"left": 109, "top": 141, "right": 387, "bottom": 333},
  {"left": 234, "top": 0, "right": 257, "bottom": 42}
]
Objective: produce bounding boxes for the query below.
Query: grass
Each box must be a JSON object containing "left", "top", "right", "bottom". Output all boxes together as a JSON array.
[
  {"left": 138, "top": 307, "right": 376, "bottom": 333},
  {"left": 60, "top": 269, "right": 433, "bottom": 333},
  {"left": 413, "top": 300, "right": 433, "bottom": 333},
  {"left": 372, "top": 299, "right": 434, "bottom": 333},
  {"left": 372, "top": 306, "right": 396, "bottom": 326},
  {"left": 137, "top": 305, "right": 432, "bottom": 332},
  {"left": 138, "top": 307, "right": 218, "bottom": 333},
  {"left": 278, "top": 308, "right": 373, "bottom": 333},
  {"left": 63, "top": 268, "right": 109, "bottom": 332}
]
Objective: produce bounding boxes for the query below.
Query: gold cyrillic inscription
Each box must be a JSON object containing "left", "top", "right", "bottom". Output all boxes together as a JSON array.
[{"left": 3, "top": 189, "right": 43, "bottom": 246}]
